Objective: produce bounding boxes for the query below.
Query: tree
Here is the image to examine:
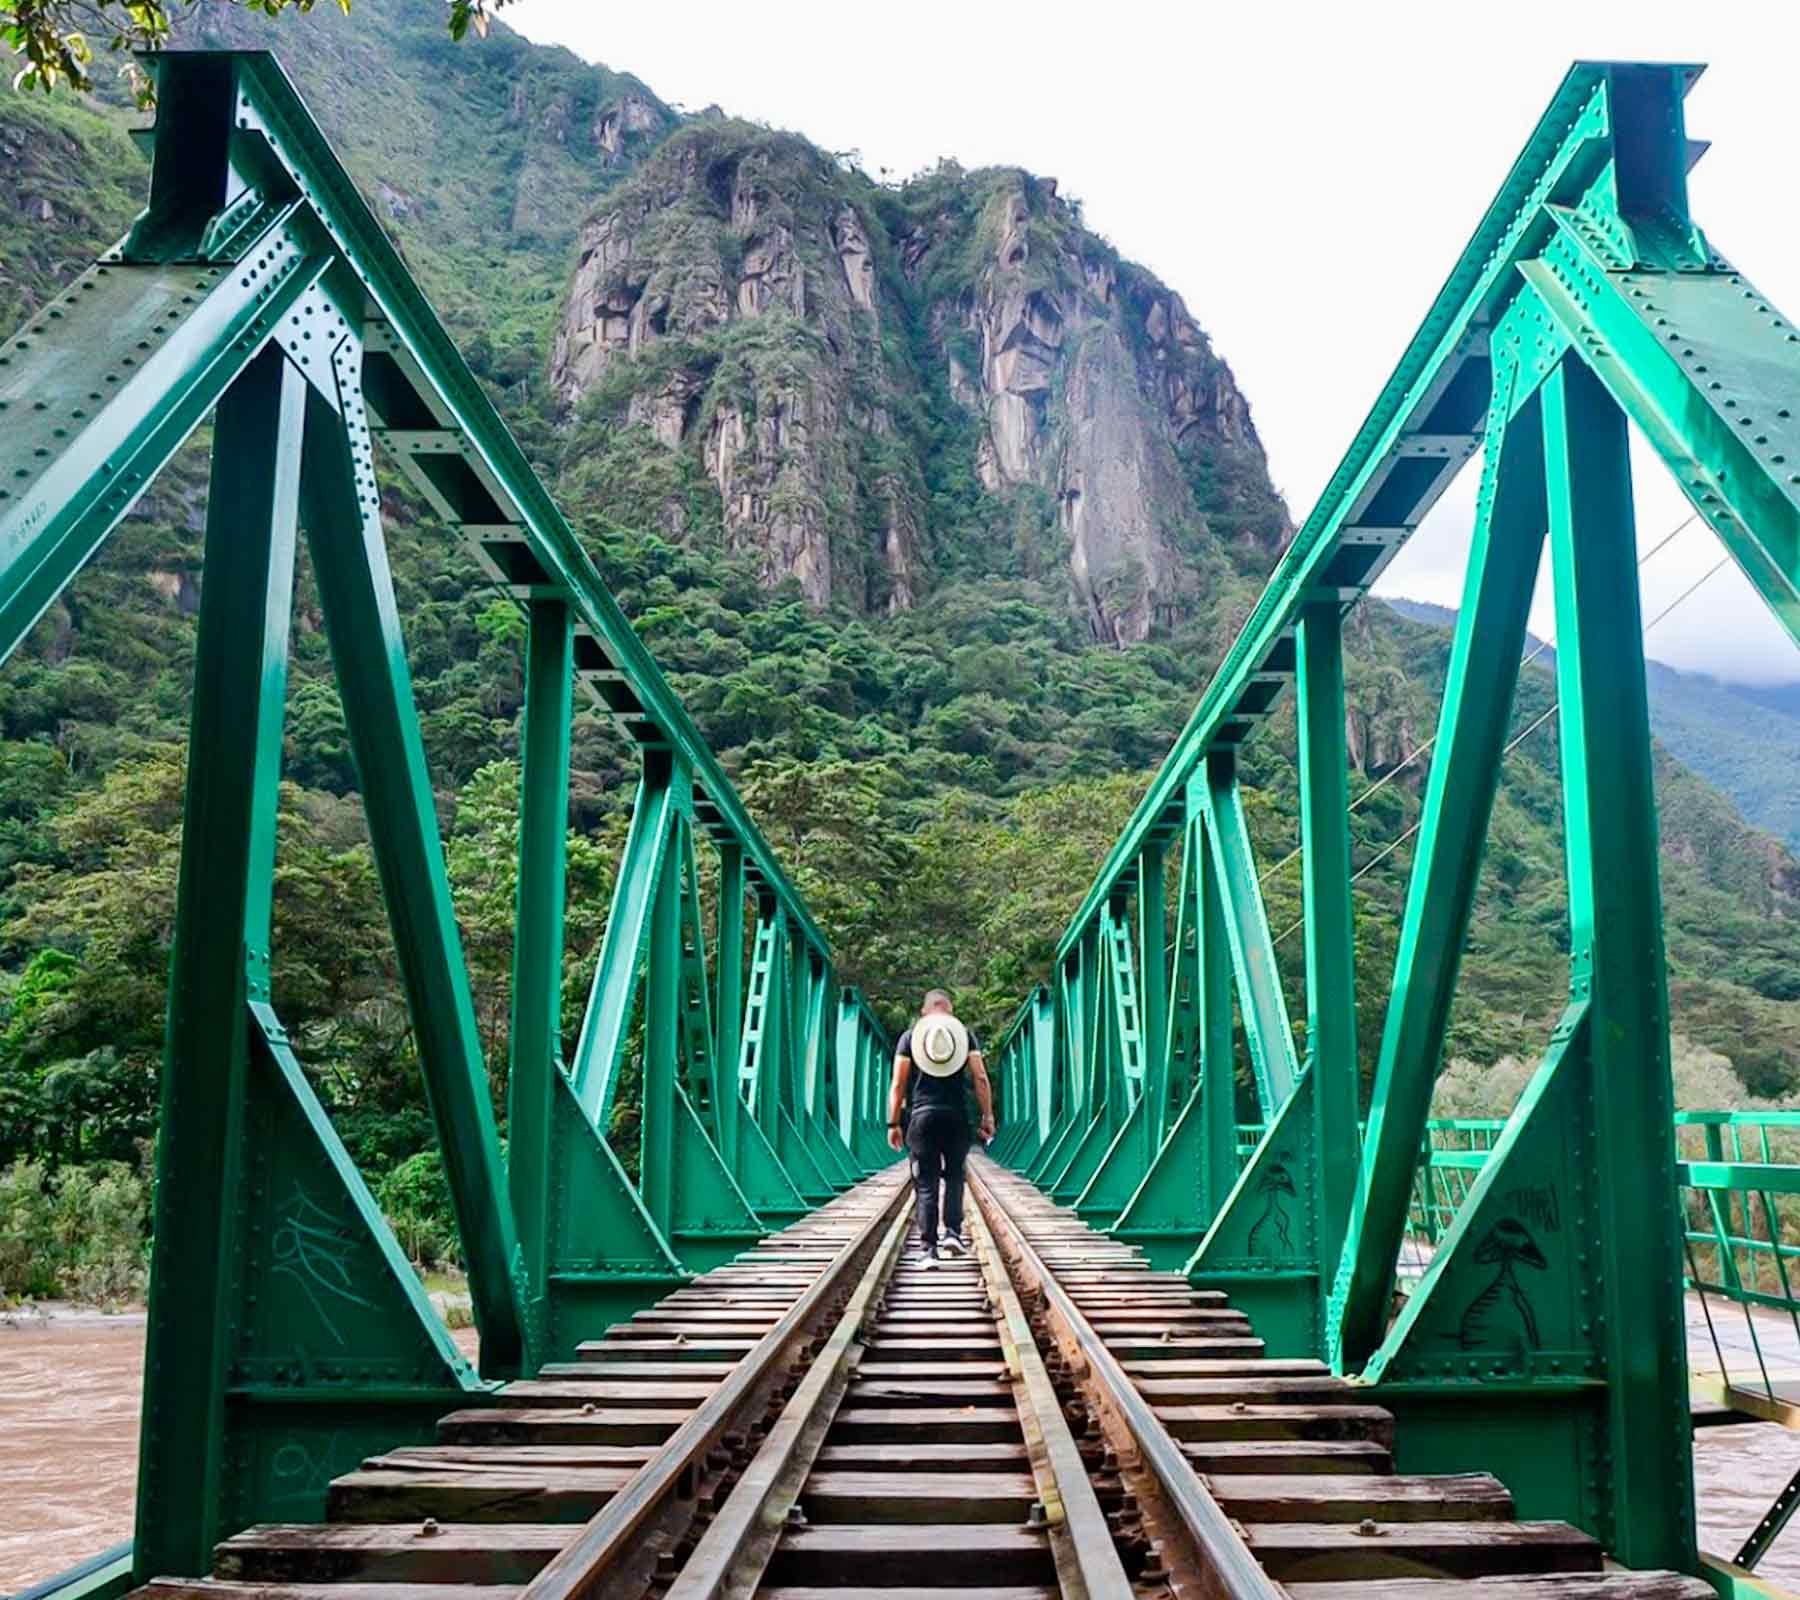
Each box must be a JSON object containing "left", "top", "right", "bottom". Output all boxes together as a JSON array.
[{"left": 2, "top": 0, "right": 510, "bottom": 102}]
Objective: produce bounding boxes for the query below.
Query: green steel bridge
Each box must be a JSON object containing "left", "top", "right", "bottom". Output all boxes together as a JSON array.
[{"left": 9, "top": 48, "right": 1800, "bottom": 1600}]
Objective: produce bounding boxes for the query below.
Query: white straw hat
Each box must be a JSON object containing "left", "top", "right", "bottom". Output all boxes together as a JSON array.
[{"left": 912, "top": 1013, "right": 970, "bottom": 1077}]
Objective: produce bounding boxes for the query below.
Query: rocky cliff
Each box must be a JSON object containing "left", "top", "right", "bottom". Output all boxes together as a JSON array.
[
  {"left": 159, "top": 0, "right": 1287, "bottom": 644},
  {"left": 551, "top": 138, "right": 1288, "bottom": 641}
]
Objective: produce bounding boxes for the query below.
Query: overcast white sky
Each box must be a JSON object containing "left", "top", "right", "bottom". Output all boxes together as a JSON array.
[{"left": 508, "top": 0, "right": 1800, "bottom": 685}]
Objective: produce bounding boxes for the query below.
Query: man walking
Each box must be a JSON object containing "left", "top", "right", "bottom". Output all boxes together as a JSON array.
[{"left": 887, "top": 990, "right": 995, "bottom": 1260}]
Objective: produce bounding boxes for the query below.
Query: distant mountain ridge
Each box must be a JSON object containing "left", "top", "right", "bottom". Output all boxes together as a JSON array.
[{"left": 1384, "top": 597, "right": 1800, "bottom": 855}]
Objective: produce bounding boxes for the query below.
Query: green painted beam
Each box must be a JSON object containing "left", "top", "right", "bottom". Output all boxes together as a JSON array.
[
  {"left": 135, "top": 346, "right": 307, "bottom": 1578},
  {"left": 1330, "top": 373, "right": 1548, "bottom": 1372},
  {"left": 300, "top": 372, "right": 525, "bottom": 1375},
  {"left": 0, "top": 221, "right": 330, "bottom": 667},
  {"left": 1138, "top": 839, "right": 1170, "bottom": 1144},
  {"left": 1295, "top": 600, "right": 1359, "bottom": 1284},
  {"left": 1200, "top": 755, "right": 1298, "bottom": 1119},
  {"left": 1523, "top": 224, "right": 1800, "bottom": 648},
  {"left": 508, "top": 597, "right": 573, "bottom": 1362},
  {"left": 714, "top": 843, "right": 747, "bottom": 1166},
  {"left": 1196, "top": 802, "right": 1238, "bottom": 1219},
  {"left": 1542, "top": 354, "right": 1693, "bottom": 1570},
  {"left": 569, "top": 766, "right": 681, "bottom": 1126}
]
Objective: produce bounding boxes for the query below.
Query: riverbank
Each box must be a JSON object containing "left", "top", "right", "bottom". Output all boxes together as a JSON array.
[{"left": 0, "top": 1300, "right": 479, "bottom": 1592}]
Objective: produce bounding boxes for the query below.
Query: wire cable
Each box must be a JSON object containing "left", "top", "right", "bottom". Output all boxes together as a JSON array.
[
  {"left": 1268, "top": 547, "right": 1730, "bottom": 946},
  {"left": 1257, "top": 512, "right": 1701, "bottom": 888}
]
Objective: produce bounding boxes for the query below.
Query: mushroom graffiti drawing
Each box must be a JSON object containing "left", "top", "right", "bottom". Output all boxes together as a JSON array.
[
  {"left": 1458, "top": 1217, "right": 1548, "bottom": 1351},
  {"left": 1247, "top": 1158, "right": 1297, "bottom": 1255}
]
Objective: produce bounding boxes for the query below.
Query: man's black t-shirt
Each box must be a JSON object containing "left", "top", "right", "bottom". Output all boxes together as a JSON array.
[{"left": 897, "top": 1025, "right": 981, "bottom": 1121}]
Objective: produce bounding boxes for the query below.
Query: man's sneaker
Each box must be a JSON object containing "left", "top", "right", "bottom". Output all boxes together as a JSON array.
[
  {"left": 937, "top": 1236, "right": 968, "bottom": 1259},
  {"left": 914, "top": 1246, "right": 938, "bottom": 1269}
]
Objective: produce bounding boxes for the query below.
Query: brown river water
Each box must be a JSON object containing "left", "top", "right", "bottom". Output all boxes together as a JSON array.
[{"left": 2, "top": 1310, "right": 1798, "bottom": 1593}]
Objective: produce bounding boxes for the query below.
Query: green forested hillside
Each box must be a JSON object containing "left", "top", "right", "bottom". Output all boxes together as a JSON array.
[
  {"left": 0, "top": 1, "right": 1796, "bottom": 1296},
  {"left": 1388, "top": 598, "right": 1800, "bottom": 858}
]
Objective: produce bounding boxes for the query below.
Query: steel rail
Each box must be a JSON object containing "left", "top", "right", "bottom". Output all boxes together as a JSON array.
[
  {"left": 660, "top": 1201, "right": 915, "bottom": 1599},
  {"left": 969, "top": 1160, "right": 1287, "bottom": 1600},
  {"left": 664, "top": 1168, "right": 1130, "bottom": 1599},
  {"left": 969, "top": 1187, "right": 1133, "bottom": 1598},
  {"left": 518, "top": 1173, "right": 910, "bottom": 1600}
]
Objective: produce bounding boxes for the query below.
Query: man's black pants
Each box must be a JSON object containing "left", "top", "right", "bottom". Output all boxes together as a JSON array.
[{"left": 906, "top": 1107, "right": 971, "bottom": 1247}]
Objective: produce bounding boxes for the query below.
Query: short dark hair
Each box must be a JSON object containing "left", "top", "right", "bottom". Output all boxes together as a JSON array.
[{"left": 923, "top": 989, "right": 952, "bottom": 1012}]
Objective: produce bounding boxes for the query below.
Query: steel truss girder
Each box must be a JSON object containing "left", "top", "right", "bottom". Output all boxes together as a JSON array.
[
  {"left": 1110, "top": 808, "right": 1239, "bottom": 1269},
  {"left": 1189, "top": 602, "right": 1363, "bottom": 1352},
  {"left": 136, "top": 349, "right": 486, "bottom": 1576},
  {"left": 1001, "top": 57, "right": 1800, "bottom": 1578},
  {"left": 1331, "top": 275, "right": 1695, "bottom": 1580},
  {"left": 0, "top": 47, "right": 891, "bottom": 1578}
]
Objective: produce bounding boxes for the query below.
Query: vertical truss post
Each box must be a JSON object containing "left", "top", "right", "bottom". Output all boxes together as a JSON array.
[
  {"left": 714, "top": 843, "right": 746, "bottom": 1167},
  {"left": 1330, "top": 383, "right": 1548, "bottom": 1372},
  {"left": 1201, "top": 751, "right": 1299, "bottom": 1118},
  {"left": 745, "top": 909, "right": 832, "bottom": 1203},
  {"left": 508, "top": 598, "right": 572, "bottom": 1364},
  {"left": 853, "top": 1012, "right": 886, "bottom": 1166},
  {"left": 1542, "top": 356, "right": 1693, "bottom": 1569},
  {"left": 1052, "top": 905, "right": 1131, "bottom": 1202},
  {"left": 1197, "top": 802, "right": 1238, "bottom": 1216},
  {"left": 1032, "top": 984, "right": 1057, "bottom": 1146},
  {"left": 789, "top": 922, "right": 810, "bottom": 1117},
  {"left": 804, "top": 957, "right": 855, "bottom": 1185},
  {"left": 996, "top": 1032, "right": 1025, "bottom": 1161},
  {"left": 872, "top": 1029, "right": 893, "bottom": 1158},
  {"left": 834, "top": 989, "right": 870, "bottom": 1165},
  {"left": 1112, "top": 800, "right": 1237, "bottom": 1264},
  {"left": 999, "top": 984, "right": 1055, "bottom": 1168},
  {"left": 675, "top": 824, "right": 724, "bottom": 1137},
  {"left": 853, "top": 1026, "right": 877, "bottom": 1158},
  {"left": 300, "top": 379, "right": 525, "bottom": 1375},
  {"left": 1138, "top": 838, "right": 1170, "bottom": 1146},
  {"left": 636, "top": 752, "right": 687, "bottom": 1241},
  {"left": 1027, "top": 946, "right": 1088, "bottom": 1183},
  {"left": 1073, "top": 890, "right": 1155, "bottom": 1221},
  {"left": 1296, "top": 600, "right": 1359, "bottom": 1286},
  {"left": 1072, "top": 929, "right": 1095, "bottom": 1115},
  {"left": 741, "top": 906, "right": 779, "bottom": 1133},
  {"left": 1162, "top": 836, "right": 1198, "bottom": 1129},
  {"left": 136, "top": 348, "right": 306, "bottom": 1578},
  {"left": 717, "top": 901, "right": 809, "bottom": 1223}
]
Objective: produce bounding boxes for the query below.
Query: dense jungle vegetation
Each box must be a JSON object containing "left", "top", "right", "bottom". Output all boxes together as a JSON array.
[{"left": 1, "top": 3, "right": 1796, "bottom": 1302}]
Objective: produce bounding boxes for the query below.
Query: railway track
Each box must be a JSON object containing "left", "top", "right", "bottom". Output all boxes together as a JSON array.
[{"left": 129, "top": 1160, "right": 1717, "bottom": 1600}]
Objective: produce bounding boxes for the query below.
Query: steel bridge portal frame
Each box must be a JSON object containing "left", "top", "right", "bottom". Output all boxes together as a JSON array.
[
  {"left": 994, "top": 60, "right": 1800, "bottom": 1580},
  {"left": 0, "top": 52, "right": 891, "bottom": 1581}
]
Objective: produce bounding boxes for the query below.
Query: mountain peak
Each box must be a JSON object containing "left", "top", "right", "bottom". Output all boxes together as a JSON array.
[{"left": 552, "top": 122, "right": 1289, "bottom": 637}]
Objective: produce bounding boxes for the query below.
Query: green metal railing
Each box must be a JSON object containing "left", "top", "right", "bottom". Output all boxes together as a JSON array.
[
  {"left": 1375, "top": 1112, "right": 1800, "bottom": 1323},
  {"left": 1676, "top": 1113, "right": 1800, "bottom": 1341}
]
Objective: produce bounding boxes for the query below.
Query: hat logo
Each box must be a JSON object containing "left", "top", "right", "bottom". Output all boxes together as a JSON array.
[{"left": 913, "top": 1014, "right": 969, "bottom": 1077}]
